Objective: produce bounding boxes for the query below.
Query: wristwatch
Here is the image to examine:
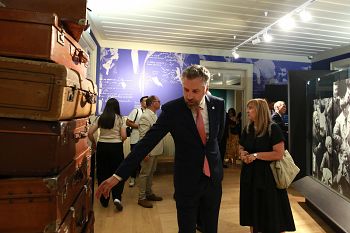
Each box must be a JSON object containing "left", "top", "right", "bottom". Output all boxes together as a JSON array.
[{"left": 252, "top": 153, "right": 258, "bottom": 158}]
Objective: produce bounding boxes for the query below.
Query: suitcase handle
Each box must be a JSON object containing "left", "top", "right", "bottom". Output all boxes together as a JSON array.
[
  {"left": 74, "top": 130, "right": 88, "bottom": 139},
  {"left": 72, "top": 168, "right": 84, "bottom": 185},
  {"left": 72, "top": 49, "right": 89, "bottom": 65},
  {"left": 84, "top": 92, "right": 96, "bottom": 104}
]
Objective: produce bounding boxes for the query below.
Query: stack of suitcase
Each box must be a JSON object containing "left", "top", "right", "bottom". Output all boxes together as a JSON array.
[{"left": 0, "top": 2, "right": 96, "bottom": 233}]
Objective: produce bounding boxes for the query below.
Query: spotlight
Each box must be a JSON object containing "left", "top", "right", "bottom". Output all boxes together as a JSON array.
[
  {"left": 299, "top": 9, "right": 312, "bottom": 22},
  {"left": 251, "top": 37, "right": 261, "bottom": 45},
  {"left": 232, "top": 50, "right": 239, "bottom": 59},
  {"left": 263, "top": 32, "right": 273, "bottom": 42},
  {"left": 278, "top": 16, "right": 295, "bottom": 31}
]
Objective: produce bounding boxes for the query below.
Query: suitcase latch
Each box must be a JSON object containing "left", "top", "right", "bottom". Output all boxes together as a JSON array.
[
  {"left": 44, "top": 178, "right": 58, "bottom": 191},
  {"left": 67, "top": 85, "right": 77, "bottom": 102},
  {"left": 84, "top": 92, "right": 96, "bottom": 104},
  {"left": 57, "top": 29, "right": 65, "bottom": 46}
]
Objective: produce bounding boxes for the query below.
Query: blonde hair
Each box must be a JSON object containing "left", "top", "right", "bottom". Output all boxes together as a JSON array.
[{"left": 246, "top": 98, "right": 272, "bottom": 137}]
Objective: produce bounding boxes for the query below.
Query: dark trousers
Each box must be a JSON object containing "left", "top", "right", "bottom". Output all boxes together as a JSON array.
[
  {"left": 175, "top": 175, "right": 222, "bottom": 233},
  {"left": 96, "top": 142, "right": 125, "bottom": 206},
  {"left": 130, "top": 143, "right": 141, "bottom": 178}
]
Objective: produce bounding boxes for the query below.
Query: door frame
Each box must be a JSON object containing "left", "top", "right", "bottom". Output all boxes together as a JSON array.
[{"left": 200, "top": 60, "right": 253, "bottom": 126}]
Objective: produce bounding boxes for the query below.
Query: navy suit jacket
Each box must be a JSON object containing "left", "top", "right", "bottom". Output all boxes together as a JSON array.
[
  {"left": 116, "top": 95, "right": 225, "bottom": 195},
  {"left": 272, "top": 112, "right": 287, "bottom": 132},
  {"left": 272, "top": 112, "right": 288, "bottom": 148}
]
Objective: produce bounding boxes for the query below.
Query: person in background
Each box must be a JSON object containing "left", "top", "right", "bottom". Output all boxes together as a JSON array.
[
  {"left": 236, "top": 112, "right": 242, "bottom": 138},
  {"left": 225, "top": 108, "right": 240, "bottom": 165},
  {"left": 88, "top": 98, "right": 127, "bottom": 211},
  {"left": 272, "top": 101, "right": 288, "bottom": 149},
  {"left": 137, "top": 95, "right": 164, "bottom": 208},
  {"left": 96, "top": 65, "right": 225, "bottom": 233},
  {"left": 239, "top": 98, "right": 295, "bottom": 233},
  {"left": 126, "top": 96, "right": 148, "bottom": 187}
]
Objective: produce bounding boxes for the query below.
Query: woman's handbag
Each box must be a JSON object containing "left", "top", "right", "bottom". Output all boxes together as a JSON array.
[
  {"left": 270, "top": 150, "right": 300, "bottom": 189},
  {"left": 126, "top": 127, "right": 132, "bottom": 137}
]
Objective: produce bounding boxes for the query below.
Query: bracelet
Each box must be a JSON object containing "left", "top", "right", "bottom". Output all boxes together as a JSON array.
[{"left": 112, "top": 174, "right": 122, "bottom": 181}]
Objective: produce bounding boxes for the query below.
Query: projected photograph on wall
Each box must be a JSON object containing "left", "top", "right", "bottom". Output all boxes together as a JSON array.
[{"left": 311, "top": 79, "right": 350, "bottom": 200}]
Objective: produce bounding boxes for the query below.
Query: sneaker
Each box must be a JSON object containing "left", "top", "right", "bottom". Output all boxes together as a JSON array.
[
  {"left": 146, "top": 193, "right": 163, "bottom": 201},
  {"left": 138, "top": 199, "right": 153, "bottom": 208},
  {"left": 113, "top": 199, "right": 123, "bottom": 211},
  {"left": 129, "top": 177, "right": 135, "bottom": 187}
]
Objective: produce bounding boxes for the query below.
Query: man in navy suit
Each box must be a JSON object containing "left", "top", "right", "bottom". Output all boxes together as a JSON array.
[
  {"left": 96, "top": 65, "right": 225, "bottom": 233},
  {"left": 272, "top": 101, "right": 288, "bottom": 149}
]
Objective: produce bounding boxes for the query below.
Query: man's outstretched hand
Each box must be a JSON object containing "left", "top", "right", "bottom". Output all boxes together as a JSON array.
[{"left": 95, "top": 176, "right": 119, "bottom": 199}]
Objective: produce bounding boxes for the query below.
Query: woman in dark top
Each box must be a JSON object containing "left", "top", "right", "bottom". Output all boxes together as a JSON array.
[
  {"left": 225, "top": 108, "right": 240, "bottom": 164},
  {"left": 239, "top": 98, "right": 295, "bottom": 233}
]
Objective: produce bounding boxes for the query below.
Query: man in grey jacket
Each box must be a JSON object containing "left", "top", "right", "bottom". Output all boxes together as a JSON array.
[{"left": 137, "top": 95, "right": 164, "bottom": 208}]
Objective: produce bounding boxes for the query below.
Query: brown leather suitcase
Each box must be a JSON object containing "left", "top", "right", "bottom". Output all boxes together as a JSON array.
[
  {"left": 0, "top": 0, "right": 88, "bottom": 41},
  {"left": 57, "top": 207, "right": 76, "bottom": 233},
  {"left": 71, "top": 181, "right": 93, "bottom": 233},
  {"left": 81, "top": 211, "right": 95, "bottom": 233},
  {"left": 0, "top": 154, "right": 91, "bottom": 233},
  {"left": 0, "top": 57, "right": 96, "bottom": 121},
  {"left": 0, "top": 117, "right": 90, "bottom": 177},
  {"left": 0, "top": 8, "right": 89, "bottom": 78}
]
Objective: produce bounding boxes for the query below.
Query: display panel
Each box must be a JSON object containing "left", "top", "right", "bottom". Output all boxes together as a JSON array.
[{"left": 308, "top": 69, "right": 350, "bottom": 201}]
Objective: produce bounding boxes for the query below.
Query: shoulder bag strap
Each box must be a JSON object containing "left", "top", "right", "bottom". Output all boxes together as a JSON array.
[{"left": 133, "top": 109, "right": 139, "bottom": 122}]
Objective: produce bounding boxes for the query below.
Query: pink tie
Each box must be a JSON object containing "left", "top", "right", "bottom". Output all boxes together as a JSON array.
[{"left": 196, "top": 107, "right": 210, "bottom": 177}]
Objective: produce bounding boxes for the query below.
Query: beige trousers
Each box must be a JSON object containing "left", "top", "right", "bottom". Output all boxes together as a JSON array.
[{"left": 138, "top": 155, "right": 159, "bottom": 200}]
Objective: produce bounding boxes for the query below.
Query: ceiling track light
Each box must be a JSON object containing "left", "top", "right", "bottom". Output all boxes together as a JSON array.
[
  {"left": 232, "top": 50, "right": 239, "bottom": 59},
  {"left": 299, "top": 9, "right": 312, "bottom": 22},
  {"left": 278, "top": 16, "right": 296, "bottom": 31},
  {"left": 231, "top": 0, "right": 317, "bottom": 55},
  {"left": 263, "top": 31, "right": 273, "bottom": 42},
  {"left": 251, "top": 37, "right": 261, "bottom": 45}
]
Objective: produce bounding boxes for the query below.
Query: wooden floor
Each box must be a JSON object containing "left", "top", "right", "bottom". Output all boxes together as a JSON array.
[{"left": 94, "top": 166, "right": 336, "bottom": 233}]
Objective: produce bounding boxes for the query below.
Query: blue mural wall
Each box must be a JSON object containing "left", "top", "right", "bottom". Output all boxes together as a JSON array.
[{"left": 97, "top": 48, "right": 310, "bottom": 116}]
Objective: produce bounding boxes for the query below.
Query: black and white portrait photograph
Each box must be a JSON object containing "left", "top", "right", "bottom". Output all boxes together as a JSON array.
[{"left": 312, "top": 79, "right": 350, "bottom": 200}]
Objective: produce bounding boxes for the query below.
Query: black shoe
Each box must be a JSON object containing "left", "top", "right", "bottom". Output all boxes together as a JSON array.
[{"left": 113, "top": 199, "right": 123, "bottom": 211}]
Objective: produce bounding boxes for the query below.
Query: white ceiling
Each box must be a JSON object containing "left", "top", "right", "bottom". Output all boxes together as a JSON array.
[{"left": 87, "top": 0, "right": 350, "bottom": 58}]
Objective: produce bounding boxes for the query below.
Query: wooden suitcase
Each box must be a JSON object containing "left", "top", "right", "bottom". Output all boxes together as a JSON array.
[
  {"left": 0, "top": 57, "right": 96, "bottom": 121},
  {"left": 0, "top": 8, "right": 89, "bottom": 78},
  {"left": 0, "top": 0, "right": 88, "bottom": 41},
  {"left": 0, "top": 154, "right": 91, "bottom": 233},
  {"left": 0, "top": 117, "right": 90, "bottom": 177}
]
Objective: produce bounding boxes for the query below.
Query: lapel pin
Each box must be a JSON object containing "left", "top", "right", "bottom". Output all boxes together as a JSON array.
[{"left": 212, "top": 106, "right": 215, "bottom": 110}]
